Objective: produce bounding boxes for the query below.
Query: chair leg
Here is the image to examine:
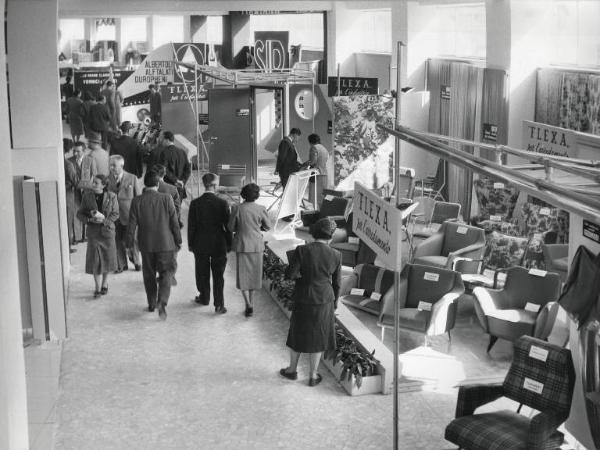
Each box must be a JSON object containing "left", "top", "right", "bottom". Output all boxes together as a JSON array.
[
  {"left": 381, "top": 327, "right": 385, "bottom": 342},
  {"left": 487, "top": 336, "right": 498, "bottom": 353},
  {"left": 447, "top": 330, "right": 452, "bottom": 343}
]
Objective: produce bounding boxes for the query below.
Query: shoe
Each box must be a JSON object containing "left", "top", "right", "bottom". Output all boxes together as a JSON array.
[
  {"left": 114, "top": 268, "right": 123, "bottom": 274},
  {"left": 158, "top": 304, "right": 167, "bottom": 320},
  {"left": 245, "top": 306, "right": 253, "bottom": 317},
  {"left": 69, "top": 248, "right": 76, "bottom": 254},
  {"left": 134, "top": 264, "right": 142, "bottom": 271},
  {"left": 93, "top": 290, "right": 101, "bottom": 298},
  {"left": 147, "top": 306, "right": 155, "bottom": 312},
  {"left": 215, "top": 306, "right": 227, "bottom": 314},
  {"left": 100, "top": 286, "right": 108, "bottom": 295},
  {"left": 279, "top": 368, "right": 298, "bottom": 380},
  {"left": 308, "top": 373, "right": 323, "bottom": 387},
  {"left": 195, "top": 295, "right": 209, "bottom": 305}
]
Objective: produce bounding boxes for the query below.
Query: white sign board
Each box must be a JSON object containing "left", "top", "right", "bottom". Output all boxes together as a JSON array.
[
  {"left": 522, "top": 120, "right": 577, "bottom": 158},
  {"left": 352, "top": 182, "right": 403, "bottom": 269}
]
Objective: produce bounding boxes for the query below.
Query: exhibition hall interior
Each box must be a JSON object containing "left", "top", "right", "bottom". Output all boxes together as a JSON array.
[{"left": 3, "top": 0, "right": 600, "bottom": 449}]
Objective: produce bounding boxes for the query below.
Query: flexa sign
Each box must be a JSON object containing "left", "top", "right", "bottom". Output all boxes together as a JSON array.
[
  {"left": 352, "top": 182, "right": 402, "bottom": 268},
  {"left": 522, "top": 120, "right": 577, "bottom": 157},
  {"left": 327, "top": 77, "right": 379, "bottom": 97}
]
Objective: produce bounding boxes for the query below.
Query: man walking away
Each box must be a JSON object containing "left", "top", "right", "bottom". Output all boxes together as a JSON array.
[
  {"left": 188, "top": 173, "right": 231, "bottom": 314},
  {"left": 158, "top": 131, "right": 191, "bottom": 201},
  {"left": 275, "top": 128, "right": 302, "bottom": 188},
  {"left": 127, "top": 171, "right": 181, "bottom": 320}
]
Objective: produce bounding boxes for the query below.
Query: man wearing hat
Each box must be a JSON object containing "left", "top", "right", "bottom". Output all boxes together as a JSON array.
[{"left": 280, "top": 217, "right": 341, "bottom": 387}]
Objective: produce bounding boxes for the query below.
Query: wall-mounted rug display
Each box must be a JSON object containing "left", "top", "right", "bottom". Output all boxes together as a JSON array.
[{"left": 333, "top": 95, "right": 395, "bottom": 190}]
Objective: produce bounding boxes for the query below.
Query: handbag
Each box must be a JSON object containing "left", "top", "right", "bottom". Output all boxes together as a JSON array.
[{"left": 558, "top": 245, "right": 600, "bottom": 327}]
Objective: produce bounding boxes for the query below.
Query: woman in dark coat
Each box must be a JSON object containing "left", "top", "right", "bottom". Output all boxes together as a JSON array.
[
  {"left": 77, "top": 174, "right": 119, "bottom": 297},
  {"left": 66, "top": 89, "right": 84, "bottom": 142},
  {"left": 228, "top": 183, "right": 271, "bottom": 317},
  {"left": 280, "top": 218, "right": 341, "bottom": 386}
]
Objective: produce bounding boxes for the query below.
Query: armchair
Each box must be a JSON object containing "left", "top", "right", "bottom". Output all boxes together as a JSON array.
[
  {"left": 521, "top": 202, "right": 570, "bottom": 269},
  {"left": 412, "top": 200, "right": 461, "bottom": 240},
  {"left": 471, "top": 176, "right": 520, "bottom": 234},
  {"left": 297, "top": 192, "right": 351, "bottom": 231},
  {"left": 329, "top": 212, "right": 376, "bottom": 267},
  {"left": 412, "top": 221, "right": 486, "bottom": 270},
  {"left": 541, "top": 244, "right": 569, "bottom": 282},
  {"left": 445, "top": 335, "right": 575, "bottom": 450},
  {"left": 339, "top": 264, "right": 396, "bottom": 316},
  {"left": 472, "top": 266, "right": 561, "bottom": 352},
  {"left": 377, "top": 264, "right": 464, "bottom": 342}
]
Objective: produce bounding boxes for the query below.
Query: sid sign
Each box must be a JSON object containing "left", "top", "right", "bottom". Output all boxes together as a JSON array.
[
  {"left": 522, "top": 121, "right": 577, "bottom": 157},
  {"left": 352, "top": 182, "right": 402, "bottom": 268}
]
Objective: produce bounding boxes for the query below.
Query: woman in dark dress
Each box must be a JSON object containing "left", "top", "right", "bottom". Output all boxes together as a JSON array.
[
  {"left": 280, "top": 218, "right": 341, "bottom": 386},
  {"left": 66, "top": 89, "right": 84, "bottom": 142},
  {"left": 76, "top": 174, "right": 119, "bottom": 297}
]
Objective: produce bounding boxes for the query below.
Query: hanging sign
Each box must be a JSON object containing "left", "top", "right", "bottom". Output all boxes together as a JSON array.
[
  {"left": 161, "top": 83, "right": 207, "bottom": 103},
  {"left": 327, "top": 77, "right": 379, "bottom": 97},
  {"left": 73, "top": 69, "right": 134, "bottom": 97},
  {"left": 522, "top": 120, "right": 577, "bottom": 158},
  {"left": 441, "top": 85, "right": 451, "bottom": 100},
  {"left": 483, "top": 123, "right": 498, "bottom": 142},
  {"left": 583, "top": 220, "right": 600, "bottom": 244},
  {"left": 254, "top": 31, "right": 289, "bottom": 71},
  {"left": 352, "top": 182, "right": 402, "bottom": 268}
]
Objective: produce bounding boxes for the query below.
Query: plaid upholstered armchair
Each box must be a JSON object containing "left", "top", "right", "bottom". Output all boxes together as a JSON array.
[
  {"left": 472, "top": 266, "right": 562, "bottom": 352},
  {"left": 412, "top": 221, "right": 486, "bottom": 270},
  {"left": 445, "top": 335, "right": 575, "bottom": 450}
]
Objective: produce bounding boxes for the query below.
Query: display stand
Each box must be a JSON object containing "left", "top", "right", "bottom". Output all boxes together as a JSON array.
[{"left": 273, "top": 169, "right": 317, "bottom": 236}]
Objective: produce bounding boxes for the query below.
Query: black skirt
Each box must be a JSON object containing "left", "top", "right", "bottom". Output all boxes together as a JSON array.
[{"left": 286, "top": 302, "right": 336, "bottom": 353}]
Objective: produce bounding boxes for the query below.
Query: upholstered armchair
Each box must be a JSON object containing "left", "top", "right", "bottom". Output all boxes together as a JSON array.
[
  {"left": 521, "top": 202, "right": 569, "bottom": 269},
  {"left": 329, "top": 212, "right": 376, "bottom": 267},
  {"left": 377, "top": 264, "right": 464, "bottom": 341},
  {"left": 542, "top": 244, "right": 569, "bottom": 282},
  {"left": 339, "top": 264, "right": 396, "bottom": 316},
  {"left": 472, "top": 266, "right": 561, "bottom": 352},
  {"left": 445, "top": 335, "right": 575, "bottom": 450},
  {"left": 471, "top": 176, "right": 520, "bottom": 234},
  {"left": 412, "top": 221, "right": 486, "bottom": 270},
  {"left": 454, "top": 231, "right": 529, "bottom": 290},
  {"left": 412, "top": 200, "right": 461, "bottom": 240},
  {"left": 297, "top": 192, "right": 351, "bottom": 231}
]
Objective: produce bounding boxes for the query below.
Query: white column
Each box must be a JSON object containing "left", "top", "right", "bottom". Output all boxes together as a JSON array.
[{"left": 1, "top": 1, "right": 30, "bottom": 447}]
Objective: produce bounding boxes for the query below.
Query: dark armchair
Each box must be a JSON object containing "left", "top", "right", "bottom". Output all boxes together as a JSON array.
[
  {"left": 445, "top": 335, "right": 575, "bottom": 450},
  {"left": 412, "top": 221, "right": 486, "bottom": 270},
  {"left": 377, "top": 263, "right": 464, "bottom": 342},
  {"left": 472, "top": 266, "right": 561, "bottom": 352}
]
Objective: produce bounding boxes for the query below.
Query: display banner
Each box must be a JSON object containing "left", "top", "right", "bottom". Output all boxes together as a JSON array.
[
  {"left": 254, "top": 31, "right": 289, "bottom": 71},
  {"left": 161, "top": 83, "right": 208, "bottom": 103},
  {"left": 327, "top": 77, "right": 379, "bottom": 97},
  {"left": 522, "top": 120, "right": 577, "bottom": 157},
  {"left": 73, "top": 69, "right": 133, "bottom": 98},
  {"left": 352, "top": 182, "right": 402, "bottom": 268}
]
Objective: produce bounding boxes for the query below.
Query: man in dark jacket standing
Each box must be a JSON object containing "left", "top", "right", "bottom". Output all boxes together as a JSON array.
[
  {"left": 149, "top": 84, "right": 162, "bottom": 127},
  {"left": 127, "top": 171, "right": 181, "bottom": 320},
  {"left": 188, "top": 173, "right": 231, "bottom": 314},
  {"left": 109, "top": 121, "right": 143, "bottom": 177},
  {"left": 158, "top": 130, "right": 191, "bottom": 200},
  {"left": 275, "top": 128, "right": 301, "bottom": 187},
  {"left": 88, "top": 94, "right": 111, "bottom": 148}
]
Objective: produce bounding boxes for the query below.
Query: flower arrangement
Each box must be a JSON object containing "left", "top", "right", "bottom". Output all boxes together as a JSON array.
[{"left": 262, "top": 247, "right": 295, "bottom": 310}]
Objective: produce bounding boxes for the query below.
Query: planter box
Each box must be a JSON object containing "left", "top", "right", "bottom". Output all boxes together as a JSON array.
[
  {"left": 322, "top": 356, "right": 382, "bottom": 396},
  {"left": 263, "top": 278, "right": 292, "bottom": 320}
]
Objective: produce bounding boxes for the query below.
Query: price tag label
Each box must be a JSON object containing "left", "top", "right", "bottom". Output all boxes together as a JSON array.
[
  {"left": 539, "top": 207, "right": 551, "bottom": 216},
  {"left": 221, "top": 164, "right": 230, "bottom": 170},
  {"left": 456, "top": 226, "right": 468, "bottom": 235},
  {"left": 348, "top": 237, "right": 360, "bottom": 245},
  {"left": 523, "top": 377, "right": 544, "bottom": 394},
  {"left": 529, "top": 269, "right": 547, "bottom": 277},
  {"left": 417, "top": 301, "right": 432, "bottom": 311},
  {"left": 525, "top": 302, "right": 541, "bottom": 313},
  {"left": 370, "top": 292, "right": 382, "bottom": 301},
  {"left": 533, "top": 233, "right": 543, "bottom": 241},
  {"left": 350, "top": 288, "right": 366, "bottom": 296},
  {"left": 483, "top": 269, "right": 495, "bottom": 279},
  {"left": 424, "top": 272, "right": 440, "bottom": 282},
  {"left": 497, "top": 272, "right": 507, "bottom": 283},
  {"left": 490, "top": 215, "right": 502, "bottom": 222},
  {"left": 324, "top": 195, "right": 335, "bottom": 201},
  {"left": 493, "top": 182, "right": 505, "bottom": 189},
  {"left": 529, "top": 345, "right": 549, "bottom": 362}
]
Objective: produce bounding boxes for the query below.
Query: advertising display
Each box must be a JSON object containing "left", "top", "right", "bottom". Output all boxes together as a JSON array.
[
  {"left": 327, "top": 77, "right": 379, "bottom": 97},
  {"left": 254, "top": 31, "right": 289, "bottom": 71},
  {"left": 522, "top": 120, "right": 577, "bottom": 158}
]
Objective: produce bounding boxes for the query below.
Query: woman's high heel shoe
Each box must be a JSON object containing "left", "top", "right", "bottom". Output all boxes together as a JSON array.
[
  {"left": 100, "top": 286, "right": 108, "bottom": 295},
  {"left": 93, "top": 290, "right": 101, "bottom": 298}
]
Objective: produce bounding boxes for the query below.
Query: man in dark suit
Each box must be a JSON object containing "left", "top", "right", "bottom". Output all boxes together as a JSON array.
[
  {"left": 127, "top": 171, "right": 181, "bottom": 320},
  {"left": 88, "top": 94, "right": 111, "bottom": 149},
  {"left": 152, "top": 164, "right": 182, "bottom": 227},
  {"left": 188, "top": 172, "right": 231, "bottom": 314},
  {"left": 275, "top": 128, "right": 302, "bottom": 187},
  {"left": 158, "top": 131, "right": 191, "bottom": 200},
  {"left": 109, "top": 121, "right": 143, "bottom": 177},
  {"left": 69, "top": 141, "right": 86, "bottom": 243},
  {"left": 148, "top": 84, "right": 162, "bottom": 127}
]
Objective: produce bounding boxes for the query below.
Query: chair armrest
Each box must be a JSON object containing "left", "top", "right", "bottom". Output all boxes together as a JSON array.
[
  {"left": 428, "top": 291, "right": 461, "bottom": 335},
  {"left": 330, "top": 228, "right": 348, "bottom": 245},
  {"left": 447, "top": 243, "right": 486, "bottom": 269},
  {"left": 327, "top": 215, "right": 347, "bottom": 228},
  {"left": 455, "top": 383, "right": 504, "bottom": 417},
  {"left": 413, "top": 232, "right": 444, "bottom": 259},
  {"left": 528, "top": 411, "right": 569, "bottom": 450},
  {"left": 533, "top": 301, "right": 560, "bottom": 340},
  {"left": 339, "top": 273, "right": 358, "bottom": 296},
  {"left": 472, "top": 286, "right": 506, "bottom": 316},
  {"left": 452, "top": 257, "right": 483, "bottom": 274}
]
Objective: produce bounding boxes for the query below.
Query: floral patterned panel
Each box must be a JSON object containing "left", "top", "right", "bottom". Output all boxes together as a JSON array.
[
  {"left": 333, "top": 95, "right": 395, "bottom": 190},
  {"left": 521, "top": 202, "right": 570, "bottom": 269},
  {"left": 473, "top": 177, "right": 520, "bottom": 220},
  {"left": 559, "top": 73, "right": 600, "bottom": 136},
  {"left": 478, "top": 219, "right": 521, "bottom": 236},
  {"left": 483, "top": 232, "right": 529, "bottom": 271}
]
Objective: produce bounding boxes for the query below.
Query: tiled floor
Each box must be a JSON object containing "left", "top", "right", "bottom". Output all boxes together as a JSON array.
[{"left": 24, "top": 183, "right": 575, "bottom": 449}]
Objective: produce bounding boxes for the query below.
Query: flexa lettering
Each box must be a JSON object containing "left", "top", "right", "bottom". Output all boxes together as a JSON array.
[
  {"left": 357, "top": 191, "right": 390, "bottom": 233},
  {"left": 528, "top": 126, "right": 568, "bottom": 147},
  {"left": 340, "top": 79, "right": 372, "bottom": 89}
]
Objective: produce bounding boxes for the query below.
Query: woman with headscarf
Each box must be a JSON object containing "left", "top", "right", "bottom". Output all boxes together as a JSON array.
[{"left": 279, "top": 218, "right": 341, "bottom": 387}]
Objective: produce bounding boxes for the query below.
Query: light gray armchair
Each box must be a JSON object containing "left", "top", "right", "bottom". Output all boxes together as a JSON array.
[
  {"left": 412, "top": 221, "right": 486, "bottom": 270},
  {"left": 542, "top": 244, "right": 569, "bottom": 282}
]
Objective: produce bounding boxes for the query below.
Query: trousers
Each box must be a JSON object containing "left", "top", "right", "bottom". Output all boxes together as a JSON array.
[
  {"left": 194, "top": 252, "right": 227, "bottom": 308},
  {"left": 115, "top": 221, "right": 140, "bottom": 270},
  {"left": 141, "top": 251, "right": 178, "bottom": 308}
]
